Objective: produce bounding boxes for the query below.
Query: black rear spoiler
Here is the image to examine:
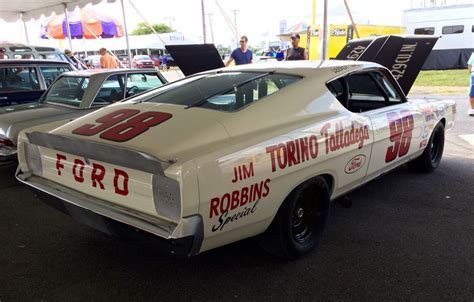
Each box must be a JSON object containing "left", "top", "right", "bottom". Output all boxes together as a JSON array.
[
  {"left": 165, "top": 44, "right": 225, "bottom": 76},
  {"left": 335, "top": 35, "right": 439, "bottom": 95}
]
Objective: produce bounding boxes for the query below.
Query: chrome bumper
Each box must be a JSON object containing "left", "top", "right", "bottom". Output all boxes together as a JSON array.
[{"left": 16, "top": 169, "right": 203, "bottom": 257}]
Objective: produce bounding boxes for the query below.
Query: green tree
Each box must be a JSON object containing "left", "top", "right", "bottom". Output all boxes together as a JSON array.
[
  {"left": 216, "top": 44, "right": 231, "bottom": 56},
  {"left": 131, "top": 22, "right": 174, "bottom": 35}
]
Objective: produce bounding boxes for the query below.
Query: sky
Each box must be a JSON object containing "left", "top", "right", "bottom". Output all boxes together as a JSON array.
[{"left": 0, "top": 0, "right": 471, "bottom": 48}]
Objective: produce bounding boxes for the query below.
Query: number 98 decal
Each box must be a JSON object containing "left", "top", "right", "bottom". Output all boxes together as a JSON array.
[
  {"left": 385, "top": 110, "right": 414, "bottom": 163},
  {"left": 72, "top": 109, "right": 172, "bottom": 142}
]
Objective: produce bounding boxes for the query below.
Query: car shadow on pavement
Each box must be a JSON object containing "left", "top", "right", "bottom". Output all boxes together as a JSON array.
[{"left": 0, "top": 162, "right": 19, "bottom": 189}]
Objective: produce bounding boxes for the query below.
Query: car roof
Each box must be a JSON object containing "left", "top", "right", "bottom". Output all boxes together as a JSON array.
[
  {"left": 208, "top": 60, "right": 379, "bottom": 78},
  {"left": 0, "top": 59, "right": 71, "bottom": 65},
  {"left": 60, "top": 68, "right": 160, "bottom": 77}
]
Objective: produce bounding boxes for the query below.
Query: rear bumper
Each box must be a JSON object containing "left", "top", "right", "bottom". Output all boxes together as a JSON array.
[{"left": 16, "top": 170, "right": 204, "bottom": 258}]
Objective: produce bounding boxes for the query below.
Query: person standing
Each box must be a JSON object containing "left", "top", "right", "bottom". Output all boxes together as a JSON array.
[
  {"left": 467, "top": 52, "right": 474, "bottom": 116},
  {"left": 99, "top": 47, "right": 118, "bottom": 69},
  {"left": 64, "top": 49, "right": 87, "bottom": 70},
  {"left": 225, "top": 35, "right": 253, "bottom": 66},
  {"left": 285, "top": 33, "right": 307, "bottom": 61}
]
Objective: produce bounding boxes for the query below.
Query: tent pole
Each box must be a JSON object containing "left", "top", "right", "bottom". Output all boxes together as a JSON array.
[
  {"left": 201, "top": 0, "right": 206, "bottom": 43},
  {"left": 120, "top": 0, "right": 132, "bottom": 68},
  {"left": 343, "top": 0, "right": 360, "bottom": 38},
  {"left": 21, "top": 13, "right": 30, "bottom": 44},
  {"left": 321, "top": 0, "right": 328, "bottom": 60},
  {"left": 63, "top": 4, "right": 73, "bottom": 51}
]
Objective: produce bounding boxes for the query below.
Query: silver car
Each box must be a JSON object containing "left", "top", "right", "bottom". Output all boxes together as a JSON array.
[{"left": 0, "top": 68, "right": 167, "bottom": 163}]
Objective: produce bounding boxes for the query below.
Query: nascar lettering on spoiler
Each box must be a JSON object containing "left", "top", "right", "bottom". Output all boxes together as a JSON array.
[{"left": 55, "top": 153, "right": 129, "bottom": 196}]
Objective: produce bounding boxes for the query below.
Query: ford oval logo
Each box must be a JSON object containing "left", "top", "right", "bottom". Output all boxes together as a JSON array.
[{"left": 344, "top": 154, "right": 366, "bottom": 174}]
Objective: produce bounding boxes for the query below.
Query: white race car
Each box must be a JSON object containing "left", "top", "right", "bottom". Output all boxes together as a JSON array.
[{"left": 15, "top": 37, "right": 456, "bottom": 259}]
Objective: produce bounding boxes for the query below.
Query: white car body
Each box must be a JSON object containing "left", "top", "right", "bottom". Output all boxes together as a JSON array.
[{"left": 15, "top": 60, "right": 455, "bottom": 258}]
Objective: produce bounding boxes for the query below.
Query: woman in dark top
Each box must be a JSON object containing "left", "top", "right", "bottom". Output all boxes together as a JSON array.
[{"left": 285, "top": 33, "right": 307, "bottom": 61}]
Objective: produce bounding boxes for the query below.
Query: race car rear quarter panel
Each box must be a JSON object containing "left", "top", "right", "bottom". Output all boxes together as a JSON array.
[
  {"left": 191, "top": 71, "right": 456, "bottom": 252},
  {"left": 193, "top": 87, "right": 377, "bottom": 251}
]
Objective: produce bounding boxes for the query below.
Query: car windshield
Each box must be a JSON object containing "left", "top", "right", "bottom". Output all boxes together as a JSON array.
[
  {"left": 135, "top": 55, "right": 151, "bottom": 60},
  {"left": 144, "top": 72, "right": 301, "bottom": 112},
  {"left": 43, "top": 76, "right": 89, "bottom": 107}
]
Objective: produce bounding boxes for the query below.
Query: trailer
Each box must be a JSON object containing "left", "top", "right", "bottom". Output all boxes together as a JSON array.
[{"left": 402, "top": 3, "right": 474, "bottom": 69}]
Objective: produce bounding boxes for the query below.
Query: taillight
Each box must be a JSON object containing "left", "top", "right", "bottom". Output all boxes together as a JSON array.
[{"left": 0, "top": 137, "right": 14, "bottom": 147}]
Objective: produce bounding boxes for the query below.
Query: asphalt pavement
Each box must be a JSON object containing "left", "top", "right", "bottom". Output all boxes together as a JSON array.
[{"left": 0, "top": 95, "right": 473, "bottom": 301}]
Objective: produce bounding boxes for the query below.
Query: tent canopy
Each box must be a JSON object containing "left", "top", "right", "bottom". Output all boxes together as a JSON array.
[{"left": 0, "top": 0, "right": 116, "bottom": 22}]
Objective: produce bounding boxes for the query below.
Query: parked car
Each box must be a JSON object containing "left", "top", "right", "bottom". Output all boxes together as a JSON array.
[
  {"left": 84, "top": 55, "right": 101, "bottom": 69},
  {"left": 0, "top": 68, "right": 167, "bottom": 164},
  {"left": 0, "top": 59, "right": 74, "bottom": 107},
  {"left": 15, "top": 58, "right": 455, "bottom": 259},
  {"left": 0, "top": 42, "right": 71, "bottom": 62},
  {"left": 149, "top": 54, "right": 161, "bottom": 67},
  {"left": 132, "top": 55, "right": 155, "bottom": 68}
]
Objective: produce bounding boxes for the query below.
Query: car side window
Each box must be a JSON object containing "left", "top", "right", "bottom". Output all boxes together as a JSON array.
[
  {"left": 201, "top": 74, "right": 300, "bottom": 111},
  {"left": 126, "top": 73, "right": 164, "bottom": 97},
  {"left": 0, "top": 67, "right": 40, "bottom": 92},
  {"left": 372, "top": 72, "right": 403, "bottom": 104},
  {"left": 92, "top": 74, "right": 125, "bottom": 106},
  {"left": 327, "top": 70, "right": 404, "bottom": 113},
  {"left": 40, "top": 66, "right": 72, "bottom": 87}
]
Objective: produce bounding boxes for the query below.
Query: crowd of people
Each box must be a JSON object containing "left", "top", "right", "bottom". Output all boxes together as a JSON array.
[
  {"left": 63, "top": 47, "right": 118, "bottom": 70},
  {"left": 225, "top": 34, "right": 308, "bottom": 67}
]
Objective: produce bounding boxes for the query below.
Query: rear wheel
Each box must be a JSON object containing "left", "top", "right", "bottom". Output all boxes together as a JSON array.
[
  {"left": 407, "top": 122, "right": 445, "bottom": 172},
  {"left": 260, "top": 177, "right": 330, "bottom": 260}
]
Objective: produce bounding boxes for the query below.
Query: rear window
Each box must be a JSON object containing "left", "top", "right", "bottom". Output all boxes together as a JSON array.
[
  {"left": 144, "top": 72, "right": 301, "bottom": 112},
  {"left": 44, "top": 76, "right": 89, "bottom": 107},
  {"left": 0, "top": 67, "right": 40, "bottom": 91},
  {"left": 40, "top": 66, "right": 72, "bottom": 86}
]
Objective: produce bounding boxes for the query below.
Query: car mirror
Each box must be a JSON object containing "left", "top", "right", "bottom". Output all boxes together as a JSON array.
[{"left": 141, "top": 76, "right": 147, "bottom": 82}]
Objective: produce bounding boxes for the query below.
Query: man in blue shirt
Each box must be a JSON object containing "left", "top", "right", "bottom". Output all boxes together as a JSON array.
[{"left": 225, "top": 35, "right": 253, "bottom": 66}]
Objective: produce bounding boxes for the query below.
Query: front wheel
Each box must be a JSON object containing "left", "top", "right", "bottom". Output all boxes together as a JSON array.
[
  {"left": 407, "top": 122, "right": 445, "bottom": 173},
  {"left": 260, "top": 177, "right": 330, "bottom": 260}
]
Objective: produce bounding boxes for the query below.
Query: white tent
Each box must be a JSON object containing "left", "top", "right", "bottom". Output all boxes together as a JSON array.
[
  {"left": 0, "top": 0, "right": 136, "bottom": 62},
  {"left": 0, "top": 0, "right": 116, "bottom": 22}
]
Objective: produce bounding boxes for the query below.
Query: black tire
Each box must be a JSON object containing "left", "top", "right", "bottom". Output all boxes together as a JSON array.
[
  {"left": 407, "top": 122, "right": 445, "bottom": 173},
  {"left": 260, "top": 177, "right": 330, "bottom": 260}
]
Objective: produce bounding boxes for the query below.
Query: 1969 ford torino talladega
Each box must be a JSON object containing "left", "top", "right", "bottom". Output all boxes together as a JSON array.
[{"left": 15, "top": 58, "right": 455, "bottom": 259}]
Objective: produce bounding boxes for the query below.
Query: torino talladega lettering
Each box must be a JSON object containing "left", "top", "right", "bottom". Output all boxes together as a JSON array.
[{"left": 266, "top": 121, "right": 370, "bottom": 172}]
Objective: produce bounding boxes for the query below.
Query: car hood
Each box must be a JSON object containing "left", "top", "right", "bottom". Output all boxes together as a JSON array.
[
  {"left": 165, "top": 44, "right": 224, "bottom": 76},
  {"left": 48, "top": 102, "right": 230, "bottom": 163},
  {"left": 0, "top": 102, "right": 77, "bottom": 138},
  {"left": 335, "top": 35, "right": 439, "bottom": 95}
]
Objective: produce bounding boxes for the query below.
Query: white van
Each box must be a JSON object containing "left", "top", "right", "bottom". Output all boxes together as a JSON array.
[{"left": 0, "top": 42, "right": 70, "bottom": 63}]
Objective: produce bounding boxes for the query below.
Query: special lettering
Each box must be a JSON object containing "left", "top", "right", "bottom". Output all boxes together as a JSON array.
[
  {"left": 231, "top": 162, "right": 254, "bottom": 183},
  {"left": 209, "top": 178, "right": 271, "bottom": 219}
]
